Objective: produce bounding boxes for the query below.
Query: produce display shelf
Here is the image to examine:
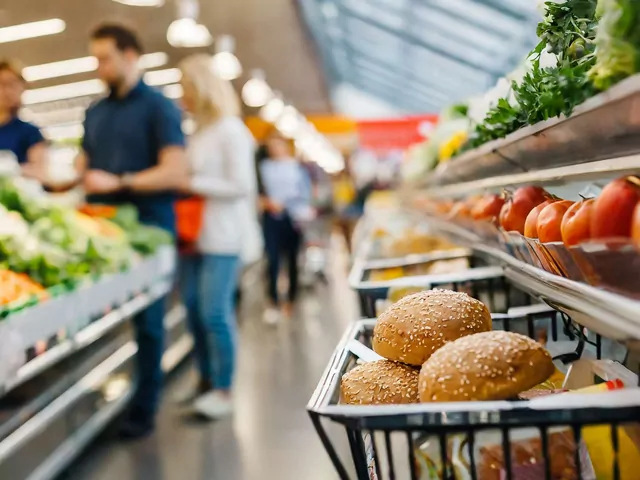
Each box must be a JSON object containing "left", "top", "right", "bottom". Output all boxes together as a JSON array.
[
  {"left": 425, "top": 217, "right": 640, "bottom": 344},
  {"left": 421, "top": 154, "right": 640, "bottom": 199},
  {"left": 0, "top": 305, "right": 191, "bottom": 480},
  {"left": 421, "top": 74, "right": 640, "bottom": 188},
  {"left": 1, "top": 279, "right": 171, "bottom": 397}
]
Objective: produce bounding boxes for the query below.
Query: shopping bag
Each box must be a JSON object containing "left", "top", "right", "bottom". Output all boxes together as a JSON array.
[{"left": 175, "top": 196, "right": 204, "bottom": 247}]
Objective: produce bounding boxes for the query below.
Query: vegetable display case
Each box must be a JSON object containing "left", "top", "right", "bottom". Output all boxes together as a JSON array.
[{"left": 0, "top": 179, "right": 191, "bottom": 479}]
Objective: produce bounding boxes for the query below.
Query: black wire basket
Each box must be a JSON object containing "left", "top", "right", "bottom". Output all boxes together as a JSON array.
[{"left": 308, "top": 310, "right": 640, "bottom": 480}]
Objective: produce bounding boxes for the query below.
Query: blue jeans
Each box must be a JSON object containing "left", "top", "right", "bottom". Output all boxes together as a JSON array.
[
  {"left": 131, "top": 297, "right": 166, "bottom": 419},
  {"left": 179, "top": 254, "right": 240, "bottom": 390}
]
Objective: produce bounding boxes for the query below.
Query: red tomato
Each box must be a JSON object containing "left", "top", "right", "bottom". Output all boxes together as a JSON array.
[
  {"left": 537, "top": 200, "right": 574, "bottom": 243},
  {"left": 499, "top": 186, "right": 550, "bottom": 234},
  {"left": 591, "top": 176, "right": 640, "bottom": 239},
  {"left": 524, "top": 199, "right": 556, "bottom": 238},
  {"left": 561, "top": 199, "right": 595, "bottom": 246},
  {"left": 632, "top": 202, "right": 640, "bottom": 244},
  {"left": 471, "top": 194, "right": 505, "bottom": 221}
]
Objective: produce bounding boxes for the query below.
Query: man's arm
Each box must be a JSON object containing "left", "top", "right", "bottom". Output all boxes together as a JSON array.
[{"left": 124, "top": 145, "right": 188, "bottom": 192}]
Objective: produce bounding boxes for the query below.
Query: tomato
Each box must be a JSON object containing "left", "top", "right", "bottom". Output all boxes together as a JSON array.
[
  {"left": 632, "top": 202, "right": 640, "bottom": 244},
  {"left": 499, "top": 186, "right": 550, "bottom": 234},
  {"left": 524, "top": 200, "right": 556, "bottom": 238},
  {"left": 561, "top": 199, "right": 594, "bottom": 246},
  {"left": 450, "top": 200, "right": 472, "bottom": 218},
  {"left": 591, "top": 176, "right": 640, "bottom": 239},
  {"left": 471, "top": 194, "right": 505, "bottom": 222},
  {"left": 537, "top": 200, "right": 574, "bottom": 243}
]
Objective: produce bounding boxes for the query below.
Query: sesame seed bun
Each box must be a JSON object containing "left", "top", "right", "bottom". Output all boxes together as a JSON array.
[
  {"left": 340, "top": 360, "right": 420, "bottom": 405},
  {"left": 372, "top": 289, "right": 492, "bottom": 366},
  {"left": 419, "top": 331, "right": 555, "bottom": 402}
]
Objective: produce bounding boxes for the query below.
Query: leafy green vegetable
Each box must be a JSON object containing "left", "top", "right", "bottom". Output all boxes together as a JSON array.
[
  {"left": 589, "top": 0, "right": 640, "bottom": 90},
  {"left": 463, "top": 0, "right": 598, "bottom": 150}
]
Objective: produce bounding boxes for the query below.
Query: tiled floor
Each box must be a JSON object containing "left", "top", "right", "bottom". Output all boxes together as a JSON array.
[{"left": 62, "top": 247, "right": 357, "bottom": 480}]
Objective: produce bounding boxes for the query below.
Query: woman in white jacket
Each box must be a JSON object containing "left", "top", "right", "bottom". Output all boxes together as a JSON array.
[{"left": 177, "top": 54, "right": 261, "bottom": 418}]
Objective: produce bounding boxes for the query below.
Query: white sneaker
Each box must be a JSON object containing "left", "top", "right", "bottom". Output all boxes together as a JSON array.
[
  {"left": 263, "top": 307, "right": 281, "bottom": 325},
  {"left": 193, "top": 391, "right": 234, "bottom": 419}
]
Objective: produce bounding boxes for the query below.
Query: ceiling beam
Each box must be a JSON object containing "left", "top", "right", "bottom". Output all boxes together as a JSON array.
[
  {"left": 417, "top": 0, "right": 513, "bottom": 43},
  {"left": 349, "top": 75, "right": 441, "bottom": 113},
  {"left": 476, "top": 0, "right": 533, "bottom": 22},
  {"left": 337, "top": 3, "right": 504, "bottom": 77},
  {"left": 342, "top": 41, "right": 484, "bottom": 98},
  {"left": 352, "top": 61, "right": 453, "bottom": 106}
]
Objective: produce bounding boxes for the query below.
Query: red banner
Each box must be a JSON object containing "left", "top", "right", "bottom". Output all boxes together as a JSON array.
[{"left": 356, "top": 115, "right": 439, "bottom": 152}]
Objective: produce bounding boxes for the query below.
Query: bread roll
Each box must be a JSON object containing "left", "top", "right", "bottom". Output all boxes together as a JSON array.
[
  {"left": 419, "top": 331, "right": 555, "bottom": 402},
  {"left": 373, "top": 289, "right": 492, "bottom": 366},
  {"left": 341, "top": 360, "right": 419, "bottom": 405}
]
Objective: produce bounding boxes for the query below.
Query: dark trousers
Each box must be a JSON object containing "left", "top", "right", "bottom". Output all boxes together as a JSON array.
[
  {"left": 263, "top": 213, "right": 302, "bottom": 305},
  {"left": 130, "top": 296, "right": 165, "bottom": 420}
]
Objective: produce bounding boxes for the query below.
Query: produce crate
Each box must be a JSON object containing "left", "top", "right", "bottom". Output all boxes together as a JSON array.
[{"left": 308, "top": 316, "right": 640, "bottom": 480}]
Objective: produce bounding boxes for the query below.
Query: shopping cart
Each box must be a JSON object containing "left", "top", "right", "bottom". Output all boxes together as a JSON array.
[
  {"left": 308, "top": 278, "right": 640, "bottom": 480},
  {"left": 299, "top": 213, "right": 331, "bottom": 288}
]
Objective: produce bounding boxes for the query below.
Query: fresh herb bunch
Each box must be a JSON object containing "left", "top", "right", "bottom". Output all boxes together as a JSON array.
[
  {"left": 463, "top": 0, "right": 598, "bottom": 150},
  {"left": 589, "top": 0, "right": 640, "bottom": 90}
]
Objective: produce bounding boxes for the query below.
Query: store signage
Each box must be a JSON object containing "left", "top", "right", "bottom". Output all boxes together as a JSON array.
[{"left": 356, "top": 115, "right": 439, "bottom": 152}]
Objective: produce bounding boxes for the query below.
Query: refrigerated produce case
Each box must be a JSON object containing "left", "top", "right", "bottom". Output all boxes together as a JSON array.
[{"left": 0, "top": 247, "right": 192, "bottom": 480}]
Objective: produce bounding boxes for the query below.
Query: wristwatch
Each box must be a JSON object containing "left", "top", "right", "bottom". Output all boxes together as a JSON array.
[{"left": 120, "top": 173, "right": 135, "bottom": 190}]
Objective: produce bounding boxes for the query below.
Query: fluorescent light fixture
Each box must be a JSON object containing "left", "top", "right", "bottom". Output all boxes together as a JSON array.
[
  {"left": 113, "top": 0, "right": 164, "bottom": 6},
  {"left": 242, "top": 69, "right": 272, "bottom": 108},
  {"left": 23, "top": 52, "right": 169, "bottom": 82},
  {"left": 163, "top": 83, "right": 184, "bottom": 99},
  {"left": 23, "top": 79, "right": 105, "bottom": 105},
  {"left": 139, "top": 52, "right": 169, "bottom": 70},
  {"left": 23, "top": 57, "right": 97, "bottom": 82},
  {"left": 0, "top": 19, "right": 66, "bottom": 44},
  {"left": 144, "top": 68, "right": 182, "bottom": 86}
]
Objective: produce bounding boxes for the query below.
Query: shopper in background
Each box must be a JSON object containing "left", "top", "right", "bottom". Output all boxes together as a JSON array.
[
  {"left": 177, "top": 54, "right": 261, "bottom": 419},
  {"left": 0, "top": 59, "right": 47, "bottom": 170},
  {"left": 76, "top": 24, "right": 187, "bottom": 438},
  {"left": 259, "top": 134, "right": 313, "bottom": 324}
]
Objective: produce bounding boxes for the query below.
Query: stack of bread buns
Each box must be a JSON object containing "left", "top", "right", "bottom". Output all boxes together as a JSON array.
[{"left": 341, "top": 289, "right": 555, "bottom": 405}]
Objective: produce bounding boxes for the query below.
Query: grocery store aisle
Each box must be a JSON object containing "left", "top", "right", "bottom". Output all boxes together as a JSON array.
[{"left": 61, "top": 240, "right": 357, "bottom": 480}]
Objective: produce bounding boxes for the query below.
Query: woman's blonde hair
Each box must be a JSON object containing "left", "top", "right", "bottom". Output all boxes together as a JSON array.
[{"left": 178, "top": 54, "right": 241, "bottom": 127}]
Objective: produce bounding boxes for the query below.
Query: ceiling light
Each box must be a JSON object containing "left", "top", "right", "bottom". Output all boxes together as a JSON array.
[
  {"left": 166, "top": 18, "right": 212, "bottom": 48},
  {"left": 23, "top": 52, "right": 168, "bottom": 82},
  {"left": 163, "top": 83, "right": 184, "bottom": 99},
  {"left": 139, "top": 52, "right": 170, "bottom": 70},
  {"left": 242, "top": 70, "right": 272, "bottom": 108},
  {"left": 23, "top": 57, "right": 97, "bottom": 82},
  {"left": 113, "top": 0, "right": 164, "bottom": 6},
  {"left": 144, "top": 68, "right": 182, "bottom": 86},
  {"left": 0, "top": 19, "right": 66, "bottom": 44},
  {"left": 211, "top": 35, "right": 242, "bottom": 81},
  {"left": 276, "top": 106, "right": 303, "bottom": 139},
  {"left": 22, "top": 79, "right": 105, "bottom": 105},
  {"left": 260, "top": 95, "right": 285, "bottom": 123}
]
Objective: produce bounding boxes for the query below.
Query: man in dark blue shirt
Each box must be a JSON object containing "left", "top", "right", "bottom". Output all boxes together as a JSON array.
[
  {"left": 78, "top": 24, "right": 187, "bottom": 438},
  {"left": 0, "top": 59, "right": 46, "bottom": 166}
]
